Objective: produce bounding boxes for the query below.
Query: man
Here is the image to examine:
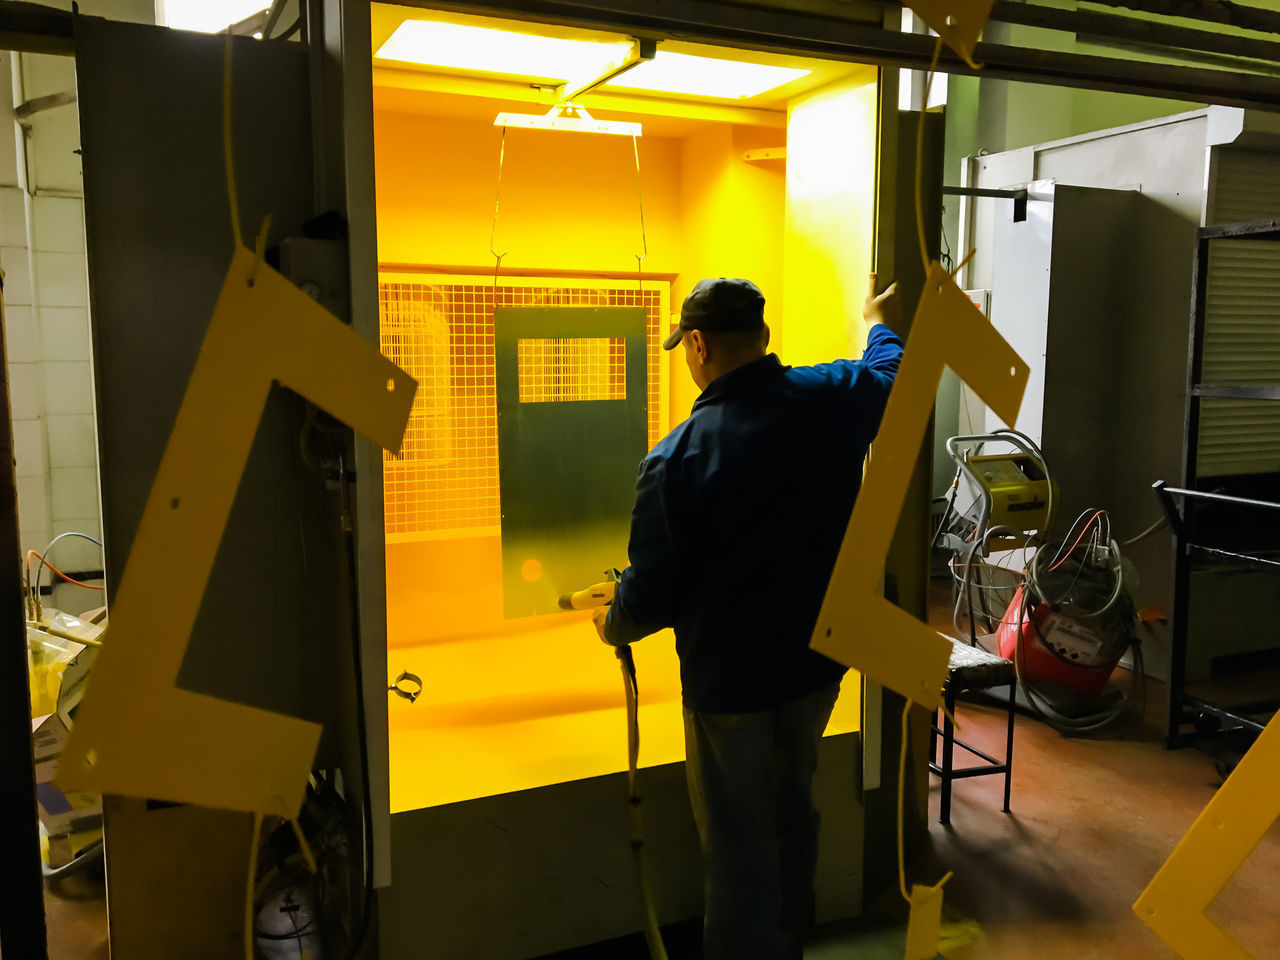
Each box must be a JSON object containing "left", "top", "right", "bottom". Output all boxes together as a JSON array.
[{"left": 597, "top": 275, "right": 904, "bottom": 959}]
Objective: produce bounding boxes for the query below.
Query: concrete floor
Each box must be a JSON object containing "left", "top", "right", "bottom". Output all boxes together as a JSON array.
[
  {"left": 34, "top": 684, "right": 1280, "bottom": 959},
  {"left": 539, "top": 683, "right": 1280, "bottom": 960}
]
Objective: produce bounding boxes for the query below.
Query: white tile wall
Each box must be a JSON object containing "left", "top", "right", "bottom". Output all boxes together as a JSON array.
[
  {"left": 39, "top": 307, "right": 89, "bottom": 362},
  {"left": 29, "top": 111, "right": 82, "bottom": 197},
  {"left": 50, "top": 582, "right": 106, "bottom": 617},
  {"left": 43, "top": 360, "right": 92, "bottom": 416},
  {"left": 17, "top": 473, "right": 49, "bottom": 536},
  {"left": 33, "top": 196, "right": 85, "bottom": 254},
  {"left": 21, "top": 51, "right": 75, "bottom": 101},
  {"left": 0, "top": 244, "right": 32, "bottom": 305},
  {"left": 46, "top": 414, "right": 95, "bottom": 468},
  {"left": 4, "top": 304, "right": 39, "bottom": 364},
  {"left": 12, "top": 419, "right": 46, "bottom": 478},
  {"left": 33, "top": 251, "right": 88, "bottom": 308},
  {"left": 0, "top": 188, "right": 25, "bottom": 246},
  {"left": 49, "top": 466, "right": 98, "bottom": 522},
  {"left": 21, "top": 524, "right": 50, "bottom": 558},
  {"left": 9, "top": 361, "right": 44, "bottom": 420}
]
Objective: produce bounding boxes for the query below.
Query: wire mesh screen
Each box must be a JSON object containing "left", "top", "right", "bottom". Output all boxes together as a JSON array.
[
  {"left": 517, "top": 338, "right": 626, "bottom": 403},
  {"left": 379, "top": 278, "right": 665, "bottom": 537}
]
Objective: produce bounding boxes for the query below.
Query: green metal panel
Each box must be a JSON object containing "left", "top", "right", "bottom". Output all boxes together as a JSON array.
[{"left": 495, "top": 306, "right": 647, "bottom": 617}]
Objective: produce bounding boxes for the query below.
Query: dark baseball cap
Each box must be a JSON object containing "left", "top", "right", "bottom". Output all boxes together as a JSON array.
[{"left": 663, "top": 277, "right": 766, "bottom": 350}]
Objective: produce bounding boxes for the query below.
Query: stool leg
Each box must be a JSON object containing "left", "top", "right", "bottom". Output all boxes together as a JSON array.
[
  {"left": 1003, "top": 680, "right": 1016, "bottom": 814},
  {"left": 940, "top": 683, "right": 956, "bottom": 826},
  {"left": 930, "top": 699, "right": 939, "bottom": 767}
]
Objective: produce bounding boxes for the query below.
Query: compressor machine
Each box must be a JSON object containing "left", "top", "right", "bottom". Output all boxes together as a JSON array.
[{"left": 938, "top": 429, "right": 1145, "bottom": 733}]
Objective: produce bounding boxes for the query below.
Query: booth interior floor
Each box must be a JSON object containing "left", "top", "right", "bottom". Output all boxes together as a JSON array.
[{"left": 386, "top": 620, "right": 861, "bottom": 810}]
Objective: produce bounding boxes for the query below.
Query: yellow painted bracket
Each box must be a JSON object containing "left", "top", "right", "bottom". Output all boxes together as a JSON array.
[
  {"left": 811, "top": 263, "right": 1028, "bottom": 709},
  {"left": 1134, "top": 710, "right": 1280, "bottom": 959},
  {"left": 904, "top": 0, "right": 996, "bottom": 69},
  {"left": 905, "top": 875, "right": 951, "bottom": 960},
  {"left": 56, "top": 246, "right": 416, "bottom": 817}
]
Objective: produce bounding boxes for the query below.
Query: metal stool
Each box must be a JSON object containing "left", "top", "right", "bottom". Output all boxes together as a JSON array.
[{"left": 930, "top": 638, "right": 1017, "bottom": 825}]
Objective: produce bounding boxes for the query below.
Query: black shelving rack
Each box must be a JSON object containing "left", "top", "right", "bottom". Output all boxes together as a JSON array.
[{"left": 1159, "top": 218, "right": 1280, "bottom": 749}]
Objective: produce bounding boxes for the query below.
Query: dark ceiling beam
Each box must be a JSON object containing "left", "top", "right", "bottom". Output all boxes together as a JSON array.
[
  {"left": 0, "top": 2, "right": 73, "bottom": 55},
  {"left": 421, "top": 0, "right": 1280, "bottom": 110},
  {"left": 990, "top": 0, "right": 1280, "bottom": 64},
  {"left": 1085, "top": 0, "right": 1280, "bottom": 37}
]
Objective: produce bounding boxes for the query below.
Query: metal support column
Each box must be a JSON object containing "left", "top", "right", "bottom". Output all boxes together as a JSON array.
[{"left": 0, "top": 278, "right": 49, "bottom": 958}]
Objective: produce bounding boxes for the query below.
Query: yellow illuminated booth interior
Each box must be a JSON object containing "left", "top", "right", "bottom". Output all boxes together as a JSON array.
[{"left": 371, "top": 4, "right": 881, "bottom": 814}]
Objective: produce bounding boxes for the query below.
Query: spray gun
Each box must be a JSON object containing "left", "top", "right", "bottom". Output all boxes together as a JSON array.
[
  {"left": 560, "top": 569, "right": 669, "bottom": 960},
  {"left": 557, "top": 570, "right": 621, "bottom": 612}
]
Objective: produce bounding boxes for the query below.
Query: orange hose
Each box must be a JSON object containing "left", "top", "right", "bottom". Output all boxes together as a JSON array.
[{"left": 26, "top": 549, "right": 105, "bottom": 590}]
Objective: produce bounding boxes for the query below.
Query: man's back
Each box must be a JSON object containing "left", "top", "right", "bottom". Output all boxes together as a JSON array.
[{"left": 609, "top": 324, "right": 904, "bottom": 713}]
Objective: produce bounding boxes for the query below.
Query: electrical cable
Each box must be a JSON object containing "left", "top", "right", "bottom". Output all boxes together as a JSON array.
[
  {"left": 1013, "top": 538, "right": 1138, "bottom": 734},
  {"left": 617, "top": 644, "right": 669, "bottom": 960},
  {"left": 1121, "top": 515, "right": 1168, "bottom": 547},
  {"left": 27, "top": 550, "right": 104, "bottom": 592},
  {"left": 245, "top": 812, "right": 264, "bottom": 960},
  {"left": 262, "top": 0, "right": 288, "bottom": 38},
  {"left": 335, "top": 454, "right": 375, "bottom": 960},
  {"left": 40, "top": 837, "right": 103, "bottom": 881},
  {"left": 31, "top": 532, "right": 105, "bottom": 605},
  {"left": 274, "top": 17, "right": 302, "bottom": 41}
]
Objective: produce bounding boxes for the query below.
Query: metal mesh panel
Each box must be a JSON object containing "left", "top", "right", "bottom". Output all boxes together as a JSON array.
[
  {"left": 379, "top": 278, "right": 664, "bottom": 536},
  {"left": 518, "top": 338, "right": 626, "bottom": 403}
]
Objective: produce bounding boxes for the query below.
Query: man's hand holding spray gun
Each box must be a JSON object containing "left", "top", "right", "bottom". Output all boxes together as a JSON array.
[{"left": 558, "top": 569, "right": 623, "bottom": 646}]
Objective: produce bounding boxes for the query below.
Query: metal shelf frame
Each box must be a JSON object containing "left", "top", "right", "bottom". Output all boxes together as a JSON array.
[{"left": 1162, "top": 217, "right": 1280, "bottom": 747}]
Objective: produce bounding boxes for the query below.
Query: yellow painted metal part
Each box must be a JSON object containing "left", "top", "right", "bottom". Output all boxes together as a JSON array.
[
  {"left": 57, "top": 246, "right": 416, "bottom": 817},
  {"left": 810, "top": 263, "right": 1029, "bottom": 709},
  {"left": 1134, "top": 710, "right": 1280, "bottom": 960},
  {"left": 904, "top": 0, "right": 997, "bottom": 69},
  {"left": 904, "top": 879, "right": 948, "bottom": 960}
]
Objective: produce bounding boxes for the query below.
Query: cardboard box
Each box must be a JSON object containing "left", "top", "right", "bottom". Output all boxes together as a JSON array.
[
  {"left": 35, "top": 782, "right": 102, "bottom": 836},
  {"left": 32, "top": 711, "right": 101, "bottom": 835},
  {"left": 31, "top": 710, "right": 71, "bottom": 783}
]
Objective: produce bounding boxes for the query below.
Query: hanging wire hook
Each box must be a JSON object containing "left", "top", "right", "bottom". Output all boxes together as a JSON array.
[
  {"left": 250, "top": 213, "right": 272, "bottom": 287},
  {"left": 631, "top": 133, "right": 648, "bottom": 295},
  {"left": 489, "top": 125, "right": 509, "bottom": 305},
  {"left": 222, "top": 29, "right": 243, "bottom": 250},
  {"left": 915, "top": 36, "right": 944, "bottom": 278}
]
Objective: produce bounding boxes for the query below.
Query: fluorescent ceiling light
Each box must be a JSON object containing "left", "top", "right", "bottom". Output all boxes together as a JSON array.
[
  {"left": 495, "top": 106, "right": 641, "bottom": 137},
  {"left": 159, "top": 0, "right": 268, "bottom": 33},
  {"left": 376, "top": 20, "right": 631, "bottom": 83},
  {"left": 604, "top": 51, "right": 809, "bottom": 99}
]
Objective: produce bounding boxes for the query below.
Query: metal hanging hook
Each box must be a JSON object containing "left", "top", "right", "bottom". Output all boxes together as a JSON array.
[
  {"left": 489, "top": 124, "right": 509, "bottom": 302},
  {"left": 388, "top": 670, "right": 424, "bottom": 704},
  {"left": 631, "top": 133, "right": 648, "bottom": 295}
]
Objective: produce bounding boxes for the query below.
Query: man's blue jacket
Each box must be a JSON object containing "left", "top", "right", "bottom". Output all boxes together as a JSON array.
[{"left": 604, "top": 324, "right": 904, "bottom": 714}]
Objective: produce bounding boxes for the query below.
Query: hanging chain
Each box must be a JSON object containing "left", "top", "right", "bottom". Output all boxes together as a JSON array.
[
  {"left": 489, "top": 125, "right": 509, "bottom": 307},
  {"left": 632, "top": 133, "right": 648, "bottom": 297}
]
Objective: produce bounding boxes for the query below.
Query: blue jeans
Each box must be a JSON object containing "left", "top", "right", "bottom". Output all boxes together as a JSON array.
[{"left": 683, "top": 681, "right": 842, "bottom": 960}]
